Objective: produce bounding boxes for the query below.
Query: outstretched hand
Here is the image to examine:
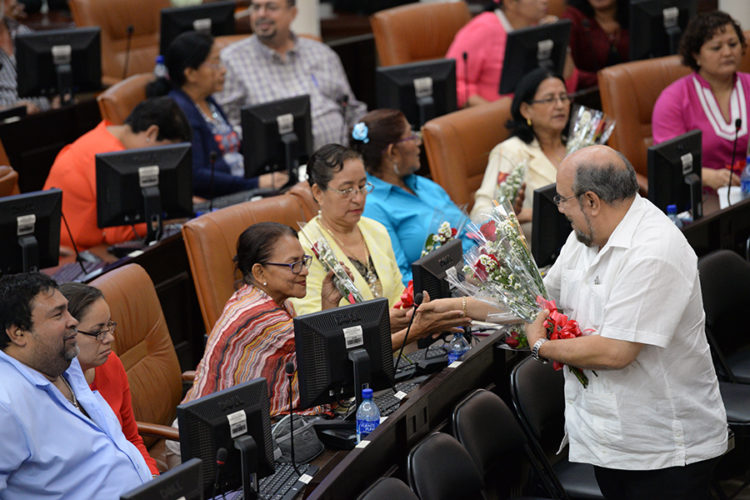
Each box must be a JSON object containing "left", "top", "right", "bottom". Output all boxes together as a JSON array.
[{"left": 410, "top": 291, "right": 471, "bottom": 341}]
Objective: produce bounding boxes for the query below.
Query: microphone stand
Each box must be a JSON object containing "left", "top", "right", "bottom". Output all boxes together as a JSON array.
[
  {"left": 285, "top": 361, "right": 302, "bottom": 477},
  {"left": 392, "top": 292, "right": 424, "bottom": 390},
  {"left": 122, "top": 25, "right": 134, "bottom": 81},
  {"left": 209, "top": 151, "right": 217, "bottom": 212},
  {"left": 728, "top": 118, "right": 742, "bottom": 208}
]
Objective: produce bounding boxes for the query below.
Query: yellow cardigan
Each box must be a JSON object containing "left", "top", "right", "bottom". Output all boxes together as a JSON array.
[{"left": 290, "top": 215, "right": 405, "bottom": 317}]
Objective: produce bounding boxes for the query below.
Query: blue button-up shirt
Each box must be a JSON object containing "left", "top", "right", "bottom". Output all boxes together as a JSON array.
[
  {"left": 363, "top": 173, "right": 476, "bottom": 285},
  {"left": 0, "top": 352, "right": 151, "bottom": 499}
]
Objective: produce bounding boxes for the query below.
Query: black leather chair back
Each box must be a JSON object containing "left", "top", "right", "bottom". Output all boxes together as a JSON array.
[
  {"left": 357, "top": 477, "right": 419, "bottom": 500},
  {"left": 407, "top": 432, "right": 485, "bottom": 500}
]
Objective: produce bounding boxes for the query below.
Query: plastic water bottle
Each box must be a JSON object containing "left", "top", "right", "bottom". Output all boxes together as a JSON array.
[
  {"left": 355, "top": 388, "right": 380, "bottom": 443},
  {"left": 448, "top": 331, "right": 470, "bottom": 363},
  {"left": 666, "top": 204, "right": 683, "bottom": 229},
  {"left": 154, "top": 55, "right": 168, "bottom": 79},
  {"left": 741, "top": 156, "right": 750, "bottom": 199}
]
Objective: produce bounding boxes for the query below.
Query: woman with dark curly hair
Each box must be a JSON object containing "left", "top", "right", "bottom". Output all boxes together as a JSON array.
[
  {"left": 470, "top": 68, "right": 570, "bottom": 238},
  {"left": 562, "top": 0, "right": 629, "bottom": 90},
  {"left": 652, "top": 10, "right": 748, "bottom": 190}
]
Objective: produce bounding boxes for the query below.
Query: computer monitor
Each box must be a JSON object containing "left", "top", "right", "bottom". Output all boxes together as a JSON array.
[
  {"left": 647, "top": 129, "right": 702, "bottom": 220},
  {"left": 241, "top": 95, "right": 313, "bottom": 187},
  {"left": 532, "top": 183, "right": 572, "bottom": 268},
  {"left": 294, "top": 297, "right": 394, "bottom": 410},
  {"left": 376, "top": 58, "right": 457, "bottom": 127},
  {"left": 177, "top": 378, "right": 275, "bottom": 500},
  {"left": 499, "top": 19, "right": 571, "bottom": 95},
  {"left": 0, "top": 189, "right": 61, "bottom": 275},
  {"left": 16, "top": 27, "right": 101, "bottom": 105},
  {"left": 160, "top": 1, "right": 236, "bottom": 56},
  {"left": 95, "top": 143, "right": 193, "bottom": 243},
  {"left": 120, "top": 458, "right": 203, "bottom": 500},
  {"left": 412, "top": 238, "right": 462, "bottom": 301},
  {"left": 629, "top": 0, "right": 698, "bottom": 61}
]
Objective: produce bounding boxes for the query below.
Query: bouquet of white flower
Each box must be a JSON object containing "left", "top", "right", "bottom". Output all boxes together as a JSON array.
[{"left": 566, "top": 104, "right": 616, "bottom": 155}]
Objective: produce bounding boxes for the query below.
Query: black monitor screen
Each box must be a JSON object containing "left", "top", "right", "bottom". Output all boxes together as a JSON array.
[
  {"left": 630, "top": 0, "right": 697, "bottom": 61},
  {"left": 499, "top": 19, "right": 571, "bottom": 95},
  {"left": 532, "top": 183, "right": 571, "bottom": 268},
  {"left": 241, "top": 95, "right": 313, "bottom": 183},
  {"left": 160, "top": 1, "right": 236, "bottom": 55},
  {"left": 120, "top": 458, "right": 202, "bottom": 500},
  {"left": 376, "top": 58, "right": 457, "bottom": 127},
  {"left": 16, "top": 27, "right": 101, "bottom": 101},
  {"left": 95, "top": 143, "right": 193, "bottom": 242},
  {"left": 294, "top": 297, "right": 393, "bottom": 409},
  {"left": 0, "top": 189, "right": 61, "bottom": 275},
  {"left": 412, "top": 238, "right": 462, "bottom": 301},
  {"left": 177, "top": 378, "right": 275, "bottom": 499},
  {"left": 647, "top": 129, "right": 702, "bottom": 219}
]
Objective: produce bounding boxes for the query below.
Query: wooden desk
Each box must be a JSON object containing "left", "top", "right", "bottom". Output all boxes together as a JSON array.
[{"left": 304, "top": 331, "right": 511, "bottom": 499}]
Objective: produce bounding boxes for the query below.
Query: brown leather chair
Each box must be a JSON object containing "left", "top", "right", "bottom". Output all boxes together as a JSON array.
[
  {"left": 598, "top": 55, "right": 691, "bottom": 192},
  {"left": 89, "top": 263, "right": 190, "bottom": 472},
  {"left": 69, "top": 0, "right": 169, "bottom": 86},
  {"left": 0, "top": 165, "right": 19, "bottom": 197},
  {"left": 182, "top": 182, "right": 317, "bottom": 333},
  {"left": 370, "top": 2, "right": 471, "bottom": 67},
  {"left": 97, "top": 73, "right": 155, "bottom": 125},
  {"left": 422, "top": 97, "right": 513, "bottom": 211}
]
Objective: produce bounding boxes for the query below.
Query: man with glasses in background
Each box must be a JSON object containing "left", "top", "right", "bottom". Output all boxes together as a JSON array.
[
  {"left": 0, "top": 272, "right": 151, "bottom": 499},
  {"left": 525, "top": 145, "right": 727, "bottom": 500},
  {"left": 215, "top": 0, "right": 366, "bottom": 149}
]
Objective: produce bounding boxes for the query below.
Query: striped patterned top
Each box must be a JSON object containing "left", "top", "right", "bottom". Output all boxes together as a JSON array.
[
  {"left": 183, "top": 284, "right": 324, "bottom": 417},
  {"left": 0, "top": 19, "right": 50, "bottom": 111}
]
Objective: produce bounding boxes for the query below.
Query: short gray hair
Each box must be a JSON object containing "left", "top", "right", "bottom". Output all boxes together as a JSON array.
[{"left": 573, "top": 150, "right": 639, "bottom": 203}]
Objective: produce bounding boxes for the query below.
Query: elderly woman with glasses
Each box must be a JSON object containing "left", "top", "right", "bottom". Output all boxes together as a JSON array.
[
  {"left": 349, "top": 109, "right": 477, "bottom": 285},
  {"left": 58, "top": 283, "right": 160, "bottom": 476},
  {"left": 291, "top": 144, "right": 493, "bottom": 348},
  {"left": 181, "top": 221, "right": 343, "bottom": 418},
  {"left": 471, "top": 68, "right": 571, "bottom": 239}
]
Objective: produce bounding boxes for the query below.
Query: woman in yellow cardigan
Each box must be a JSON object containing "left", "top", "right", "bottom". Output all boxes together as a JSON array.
[{"left": 291, "top": 144, "right": 495, "bottom": 348}]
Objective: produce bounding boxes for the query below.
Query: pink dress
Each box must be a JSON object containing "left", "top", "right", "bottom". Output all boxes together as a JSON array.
[
  {"left": 446, "top": 11, "right": 510, "bottom": 107},
  {"left": 652, "top": 72, "right": 750, "bottom": 172}
]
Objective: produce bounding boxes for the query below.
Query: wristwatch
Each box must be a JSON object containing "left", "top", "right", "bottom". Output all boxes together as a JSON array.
[{"left": 531, "top": 338, "right": 549, "bottom": 363}]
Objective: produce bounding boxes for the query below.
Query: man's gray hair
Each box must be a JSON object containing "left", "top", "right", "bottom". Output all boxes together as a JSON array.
[{"left": 573, "top": 150, "right": 639, "bottom": 203}]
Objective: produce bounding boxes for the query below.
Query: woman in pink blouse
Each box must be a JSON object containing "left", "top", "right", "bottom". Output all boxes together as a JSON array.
[{"left": 652, "top": 11, "right": 748, "bottom": 190}]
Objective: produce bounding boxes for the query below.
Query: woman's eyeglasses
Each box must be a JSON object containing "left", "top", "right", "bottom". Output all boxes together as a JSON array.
[
  {"left": 393, "top": 130, "right": 422, "bottom": 144},
  {"left": 327, "top": 182, "right": 374, "bottom": 199},
  {"left": 77, "top": 321, "right": 117, "bottom": 342},
  {"left": 530, "top": 94, "right": 571, "bottom": 105},
  {"left": 263, "top": 255, "right": 313, "bottom": 274}
]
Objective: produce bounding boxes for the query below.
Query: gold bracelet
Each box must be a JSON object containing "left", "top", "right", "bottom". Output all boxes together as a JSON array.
[{"left": 461, "top": 296, "right": 467, "bottom": 316}]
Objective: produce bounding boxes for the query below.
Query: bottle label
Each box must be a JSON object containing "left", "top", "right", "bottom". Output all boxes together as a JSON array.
[
  {"left": 448, "top": 350, "right": 466, "bottom": 363},
  {"left": 356, "top": 419, "right": 379, "bottom": 439},
  {"left": 742, "top": 179, "right": 750, "bottom": 196}
]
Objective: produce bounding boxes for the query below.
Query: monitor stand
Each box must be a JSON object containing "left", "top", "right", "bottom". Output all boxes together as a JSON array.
[
  {"left": 416, "top": 96, "right": 435, "bottom": 128},
  {"left": 685, "top": 173, "right": 702, "bottom": 220},
  {"left": 141, "top": 185, "right": 163, "bottom": 243},
  {"left": 280, "top": 132, "right": 300, "bottom": 188},
  {"left": 52, "top": 48, "right": 74, "bottom": 106},
  {"left": 234, "top": 434, "right": 260, "bottom": 500},
  {"left": 18, "top": 234, "right": 39, "bottom": 272}
]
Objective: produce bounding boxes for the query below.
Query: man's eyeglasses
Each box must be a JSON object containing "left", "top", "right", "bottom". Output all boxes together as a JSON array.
[
  {"left": 530, "top": 94, "right": 571, "bottom": 105},
  {"left": 263, "top": 255, "right": 313, "bottom": 274},
  {"left": 553, "top": 192, "right": 578, "bottom": 206},
  {"left": 77, "top": 321, "right": 117, "bottom": 342},
  {"left": 327, "top": 182, "right": 374, "bottom": 199}
]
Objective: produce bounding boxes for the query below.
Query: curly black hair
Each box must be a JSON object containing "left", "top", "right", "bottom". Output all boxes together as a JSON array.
[{"left": 679, "top": 10, "right": 746, "bottom": 72}]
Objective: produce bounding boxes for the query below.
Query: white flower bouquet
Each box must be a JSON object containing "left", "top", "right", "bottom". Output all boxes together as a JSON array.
[{"left": 565, "top": 104, "right": 616, "bottom": 155}]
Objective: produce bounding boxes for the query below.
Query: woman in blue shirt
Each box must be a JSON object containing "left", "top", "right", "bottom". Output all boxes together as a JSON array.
[
  {"left": 147, "top": 31, "right": 287, "bottom": 199},
  {"left": 350, "top": 109, "right": 475, "bottom": 285}
]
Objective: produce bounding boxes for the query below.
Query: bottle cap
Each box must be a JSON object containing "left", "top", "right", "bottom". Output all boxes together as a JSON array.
[
  {"left": 362, "top": 388, "right": 373, "bottom": 399},
  {"left": 666, "top": 204, "right": 677, "bottom": 214},
  {"left": 156, "top": 55, "right": 164, "bottom": 64}
]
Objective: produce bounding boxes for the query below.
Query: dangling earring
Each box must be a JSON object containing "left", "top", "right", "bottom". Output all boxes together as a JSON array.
[
  {"left": 393, "top": 162, "right": 400, "bottom": 176},
  {"left": 526, "top": 118, "right": 532, "bottom": 127},
  {"left": 263, "top": 281, "right": 267, "bottom": 286}
]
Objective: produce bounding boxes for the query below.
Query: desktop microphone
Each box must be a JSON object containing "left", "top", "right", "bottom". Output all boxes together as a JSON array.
[
  {"left": 122, "top": 25, "right": 134, "bottom": 81},
  {"left": 208, "top": 151, "right": 217, "bottom": 212},
  {"left": 211, "top": 447, "right": 228, "bottom": 500},
  {"left": 285, "top": 361, "right": 303, "bottom": 477},
  {"left": 462, "top": 52, "right": 470, "bottom": 108},
  {"left": 338, "top": 94, "right": 349, "bottom": 143},
  {"left": 57, "top": 196, "right": 88, "bottom": 276},
  {"left": 392, "top": 292, "right": 424, "bottom": 384},
  {"left": 728, "top": 118, "right": 742, "bottom": 207}
]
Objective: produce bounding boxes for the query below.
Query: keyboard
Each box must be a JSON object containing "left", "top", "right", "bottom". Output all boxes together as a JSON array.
[
  {"left": 373, "top": 376, "right": 429, "bottom": 416},
  {"left": 194, "top": 188, "right": 279, "bottom": 213},
  {"left": 51, "top": 260, "right": 109, "bottom": 283},
  {"left": 258, "top": 462, "right": 319, "bottom": 500}
]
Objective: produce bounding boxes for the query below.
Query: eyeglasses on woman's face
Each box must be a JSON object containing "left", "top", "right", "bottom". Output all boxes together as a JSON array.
[
  {"left": 262, "top": 254, "right": 313, "bottom": 274},
  {"left": 77, "top": 321, "right": 117, "bottom": 342},
  {"left": 530, "top": 93, "right": 571, "bottom": 106},
  {"left": 327, "top": 182, "right": 374, "bottom": 199}
]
